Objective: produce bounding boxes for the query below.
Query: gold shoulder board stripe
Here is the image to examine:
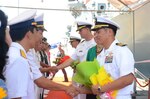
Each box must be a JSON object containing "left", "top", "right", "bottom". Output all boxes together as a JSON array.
[
  {"left": 116, "top": 43, "right": 127, "bottom": 47},
  {"left": 20, "top": 49, "right": 27, "bottom": 59}
]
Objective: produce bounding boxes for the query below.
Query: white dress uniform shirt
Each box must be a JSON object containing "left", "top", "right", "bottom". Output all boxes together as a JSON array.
[
  {"left": 97, "top": 39, "right": 134, "bottom": 99},
  {"left": 71, "top": 38, "right": 96, "bottom": 62},
  {"left": 71, "top": 38, "right": 96, "bottom": 99},
  {"left": 4, "top": 42, "right": 35, "bottom": 99}
]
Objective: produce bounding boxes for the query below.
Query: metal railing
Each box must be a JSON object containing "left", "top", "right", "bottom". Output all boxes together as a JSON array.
[{"left": 134, "top": 68, "right": 150, "bottom": 99}]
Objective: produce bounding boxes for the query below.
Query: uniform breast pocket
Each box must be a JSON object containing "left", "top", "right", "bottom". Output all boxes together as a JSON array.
[{"left": 105, "top": 63, "right": 118, "bottom": 79}]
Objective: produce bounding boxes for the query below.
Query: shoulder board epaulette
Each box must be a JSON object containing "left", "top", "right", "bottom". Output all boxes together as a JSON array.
[
  {"left": 20, "top": 49, "right": 27, "bottom": 59},
  {"left": 81, "top": 40, "right": 85, "bottom": 43},
  {"left": 116, "top": 43, "right": 127, "bottom": 47}
]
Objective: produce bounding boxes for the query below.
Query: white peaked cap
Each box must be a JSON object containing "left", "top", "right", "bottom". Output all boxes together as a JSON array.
[
  {"left": 34, "top": 13, "right": 47, "bottom": 31},
  {"left": 75, "top": 19, "right": 93, "bottom": 31},
  {"left": 70, "top": 31, "right": 81, "bottom": 40},
  {"left": 75, "top": 19, "right": 93, "bottom": 26},
  {"left": 96, "top": 16, "right": 120, "bottom": 29},
  {"left": 70, "top": 36, "right": 81, "bottom": 40},
  {"left": 8, "top": 9, "right": 37, "bottom": 26},
  {"left": 34, "top": 13, "right": 44, "bottom": 22}
]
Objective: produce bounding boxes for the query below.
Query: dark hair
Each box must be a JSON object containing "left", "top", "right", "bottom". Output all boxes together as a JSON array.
[
  {"left": 0, "top": 10, "right": 9, "bottom": 80},
  {"left": 10, "top": 25, "right": 36, "bottom": 42},
  {"left": 112, "top": 29, "right": 117, "bottom": 36}
]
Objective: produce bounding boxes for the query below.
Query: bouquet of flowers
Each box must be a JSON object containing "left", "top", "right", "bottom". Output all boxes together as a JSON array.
[
  {"left": 90, "top": 66, "right": 118, "bottom": 99},
  {"left": 53, "top": 55, "right": 70, "bottom": 65},
  {"left": 72, "top": 59, "right": 100, "bottom": 87},
  {"left": 70, "top": 60, "right": 80, "bottom": 69},
  {"left": 72, "top": 59, "right": 118, "bottom": 99},
  {"left": 0, "top": 87, "right": 7, "bottom": 99}
]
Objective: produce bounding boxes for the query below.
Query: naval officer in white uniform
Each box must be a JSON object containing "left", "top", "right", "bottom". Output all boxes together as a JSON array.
[{"left": 91, "top": 16, "right": 135, "bottom": 99}]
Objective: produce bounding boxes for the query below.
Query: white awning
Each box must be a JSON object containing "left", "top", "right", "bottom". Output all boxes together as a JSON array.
[{"left": 108, "top": 0, "right": 149, "bottom": 11}]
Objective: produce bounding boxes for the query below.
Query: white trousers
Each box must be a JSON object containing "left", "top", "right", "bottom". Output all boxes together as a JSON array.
[{"left": 72, "top": 81, "right": 86, "bottom": 99}]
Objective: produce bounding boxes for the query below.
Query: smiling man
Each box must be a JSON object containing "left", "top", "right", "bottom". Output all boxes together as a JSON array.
[{"left": 91, "top": 16, "right": 135, "bottom": 99}]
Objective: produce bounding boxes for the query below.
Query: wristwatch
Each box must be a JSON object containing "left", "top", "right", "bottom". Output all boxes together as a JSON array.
[{"left": 97, "top": 86, "right": 101, "bottom": 92}]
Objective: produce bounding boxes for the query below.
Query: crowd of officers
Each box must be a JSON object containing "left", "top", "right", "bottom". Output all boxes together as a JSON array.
[{"left": 0, "top": 9, "right": 135, "bottom": 99}]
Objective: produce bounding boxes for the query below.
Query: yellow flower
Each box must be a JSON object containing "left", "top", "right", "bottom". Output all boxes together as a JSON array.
[
  {"left": 90, "top": 66, "right": 118, "bottom": 99},
  {"left": 0, "top": 87, "right": 7, "bottom": 99}
]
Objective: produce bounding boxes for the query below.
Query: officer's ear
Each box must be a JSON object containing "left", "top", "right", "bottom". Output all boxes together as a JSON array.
[
  {"left": 26, "top": 30, "right": 34, "bottom": 40},
  {"left": 108, "top": 28, "right": 115, "bottom": 36},
  {"left": 5, "top": 27, "right": 12, "bottom": 46}
]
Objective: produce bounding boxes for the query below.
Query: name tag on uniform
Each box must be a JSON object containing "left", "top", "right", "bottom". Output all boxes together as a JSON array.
[
  {"left": 77, "top": 49, "right": 85, "bottom": 57},
  {"left": 79, "top": 50, "right": 83, "bottom": 52},
  {"left": 105, "top": 52, "right": 113, "bottom": 63}
]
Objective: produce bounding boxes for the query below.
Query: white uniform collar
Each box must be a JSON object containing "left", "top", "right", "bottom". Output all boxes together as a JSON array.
[
  {"left": 84, "top": 38, "right": 94, "bottom": 43},
  {"left": 103, "top": 39, "right": 119, "bottom": 53}
]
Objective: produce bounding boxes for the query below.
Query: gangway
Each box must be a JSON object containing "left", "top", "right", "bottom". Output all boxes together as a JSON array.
[{"left": 133, "top": 68, "right": 150, "bottom": 99}]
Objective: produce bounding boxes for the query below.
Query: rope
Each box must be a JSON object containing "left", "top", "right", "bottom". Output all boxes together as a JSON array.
[
  {"left": 134, "top": 75, "right": 150, "bottom": 87},
  {"left": 0, "top": 5, "right": 132, "bottom": 12}
]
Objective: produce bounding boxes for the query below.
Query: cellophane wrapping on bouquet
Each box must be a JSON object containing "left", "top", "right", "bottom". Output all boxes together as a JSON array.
[{"left": 72, "top": 59, "right": 118, "bottom": 99}]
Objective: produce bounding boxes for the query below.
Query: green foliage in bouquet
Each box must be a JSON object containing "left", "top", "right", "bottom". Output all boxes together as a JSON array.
[
  {"left": 52, "top": 57, "right": 61, "bottom": 65},
  {"left": 70, "top": 60, "right": 80, "bottom": 69},
  {"left": 72, "top": 59, "right": 100, "bottom": 87}
]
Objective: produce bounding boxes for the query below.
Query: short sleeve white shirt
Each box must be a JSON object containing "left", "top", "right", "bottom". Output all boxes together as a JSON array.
[
  {"left": 71, "top": 38, "right": 96, "bottom": 62},
  {"left": 71, "top": 38, "right": 96, "bottom": 99},
  {"left": 97, "top": 39, "right": 134, "bottom": 99},
  {"left": 4, "top": 42, "right": 35, "bottom": 99}
]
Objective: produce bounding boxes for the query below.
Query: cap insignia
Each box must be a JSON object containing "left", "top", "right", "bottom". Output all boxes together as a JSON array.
[{"left": 31, "top": 22, "right": 37, "bottom": 26}]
